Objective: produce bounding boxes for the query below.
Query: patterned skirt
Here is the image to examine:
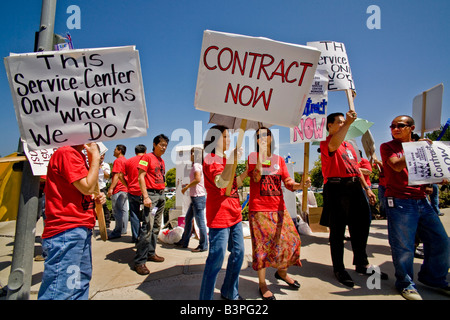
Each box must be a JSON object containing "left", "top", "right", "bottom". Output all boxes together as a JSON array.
[{"left": 248, "top": 210, "right": 302, "bottom": 271}]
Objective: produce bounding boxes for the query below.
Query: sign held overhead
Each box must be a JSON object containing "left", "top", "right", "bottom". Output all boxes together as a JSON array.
[{"left": 307, "top": 41, "right": 355, "bottom": 92}]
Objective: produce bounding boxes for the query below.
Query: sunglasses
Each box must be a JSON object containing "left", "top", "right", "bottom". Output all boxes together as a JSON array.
[{"left": 389, "top": 123, "right": 410, "bottom": 129}]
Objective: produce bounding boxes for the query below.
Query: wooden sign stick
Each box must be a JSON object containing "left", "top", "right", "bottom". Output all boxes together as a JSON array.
[
  {"left": 301, "top": 142, "right": 310, "bottom": 224},
  {"left": 225, "top": 119, "right": 247, "bottom": 196},
  {"left": 421, "top": 91, "right": 427, "bottom": 139}
]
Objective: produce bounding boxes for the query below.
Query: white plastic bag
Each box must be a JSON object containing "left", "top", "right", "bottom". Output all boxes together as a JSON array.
[
  {"left": 297, "top": 215, "right": 313, "bottom": 236},
  {"left": 158, "top": 226, "right": 184, "bottom": 244}
]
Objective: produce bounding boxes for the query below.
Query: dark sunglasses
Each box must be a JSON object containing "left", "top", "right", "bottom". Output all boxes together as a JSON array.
[{"left": 390, "top": 123, "right": 410, "bottom": 129}]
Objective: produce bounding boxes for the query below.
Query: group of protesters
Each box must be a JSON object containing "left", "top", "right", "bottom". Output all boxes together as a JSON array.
[{"left": 36, "top": 110, "right": 449, "bottom": 301}]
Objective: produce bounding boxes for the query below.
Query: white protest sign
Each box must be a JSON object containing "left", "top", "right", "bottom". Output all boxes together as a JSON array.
[
  {"left": 403, "top": 141, "right": 450, "bottom": 185},
  {"left": 23, "top": 142, "right": 58, "bottom": 176},
  {"left": 4, "top": 46, "right": 148, "bottom": 150},
  {"left": 23, "top": 141, "right": 108, "bottom": 176},
  {"left": 412, "top": 83, "right": 443, "bottom": 135},
  {"left": 290, "top": 70, "right": 328, "bottom": 143},
  {"left": 306, "top": 41, "right": 355, "bottom": 91},
  {"left": 195, "top": 30, "right": 321, "bottom": 128}
]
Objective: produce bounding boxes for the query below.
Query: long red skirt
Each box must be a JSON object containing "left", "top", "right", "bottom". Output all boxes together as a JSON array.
[{"left": 248, "top": 210, "right": 302, "bottom": 271}]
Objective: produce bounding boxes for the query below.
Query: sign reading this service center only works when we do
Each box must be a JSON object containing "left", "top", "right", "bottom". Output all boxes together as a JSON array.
[{"left": 4, "top": 46, "right": 148, "bottom": 150}]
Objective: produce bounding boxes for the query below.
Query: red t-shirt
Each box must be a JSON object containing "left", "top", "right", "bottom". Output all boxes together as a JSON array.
[
  {"left": 359, "top": 158, "right": 372, "bottom": 187},
  {"left": 380, "top": 140, "right": 425, "bottom": 199},
  {"left": 123, "top": 155, "right": 144, "bottom": 196},
  {"left": 203, "top": 153, "right": 242, "bottom": 228},
  {"left": 320, "top": 136, "right": 360, "bottom": 184},
  {"left": 112, "top": 156, "right": 127, "bottom": 194},
  {"left": 247, "top": 152, "right": 290, "bottom": 212},
  {"left": 43, "top": 146, "right": 96, "bottom": 239},
  {"left": 137, "top": 152, "right": 165, "bottom": 190}
]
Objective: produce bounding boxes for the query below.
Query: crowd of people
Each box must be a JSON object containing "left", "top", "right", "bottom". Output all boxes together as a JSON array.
[{"left": 35, "top": 112, "right": 449, "bottom": 301}]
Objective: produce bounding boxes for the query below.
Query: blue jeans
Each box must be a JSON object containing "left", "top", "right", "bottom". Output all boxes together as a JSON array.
[
  {"left": 38, "top": 227, "right": 92, "bottom": 300},
  {"left": 180, "top": 196, "right": 208, "bottom": 250},
  {"left": 429, "top": 184, "right": 441, "bottom": 215},
  {"left": 110, "top": 191, "right": 129, "bottom": 238},
  {"left": 386, "top": 197, "right": 449, "bottom": 291},
  {"left": 378, "top": 184, "right": 386, "bottom": 217},
  {"left": 199, "top": 222, "right": 245, "bottom": 300},
  {"left": 128, "top": 193, "right": 143, "bottom": 242}
]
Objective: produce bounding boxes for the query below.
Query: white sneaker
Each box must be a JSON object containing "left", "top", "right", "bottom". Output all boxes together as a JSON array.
[{"left": 401, "top": 288, "right": 423, "bottom": 300}]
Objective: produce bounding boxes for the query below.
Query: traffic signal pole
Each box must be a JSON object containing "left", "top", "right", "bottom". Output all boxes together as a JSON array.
[{"left": 6, "top": 0, "right": 57, "bottom": 300}]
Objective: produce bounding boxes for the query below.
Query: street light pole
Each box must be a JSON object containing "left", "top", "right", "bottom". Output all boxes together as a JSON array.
[{"left": 6, "top": 0, "right": 57, "bottom": 300}]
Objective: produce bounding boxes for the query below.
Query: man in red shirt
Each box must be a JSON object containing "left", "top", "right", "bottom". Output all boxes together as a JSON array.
[
  {"left": 107, "top": 145, "right": 128, "bottom": 240},
  {"left": 38, "top": 143, "right": 106, "bottom": 300},
  {"left": 320, "top": 111, "right": 383, "bottom": 288},
  {"left": 380, "top": 115, "right": 449, "bottom": 300},
  {"left": 120, "top": 144, "right": 147, "bottom": 243},
  {"left": 133, "top": 134, "right": 169, "bottom": 275}
]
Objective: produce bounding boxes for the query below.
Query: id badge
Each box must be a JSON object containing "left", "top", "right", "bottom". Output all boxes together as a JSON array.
[
  {"left": 387, "top": 197, "right": 394, "bottom": 208},
  {"left": 346, "top": 149, "right": 354, "bottom": 160}
]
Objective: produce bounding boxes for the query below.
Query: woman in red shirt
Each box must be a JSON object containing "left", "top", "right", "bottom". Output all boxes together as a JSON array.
[
  {"left": 199, "top": 125, "right": 246, "bottom": 300},
  {"left": 247, "top": 127, "right": 310, "bottom": 300}
]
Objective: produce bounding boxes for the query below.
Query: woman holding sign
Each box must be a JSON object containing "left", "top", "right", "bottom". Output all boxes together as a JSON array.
[
  {"left": 199, "top": 125, "right": 246, "bottom": 300},
  {"left": 246, "top": 127, "right": 310, "bottom": 300}
]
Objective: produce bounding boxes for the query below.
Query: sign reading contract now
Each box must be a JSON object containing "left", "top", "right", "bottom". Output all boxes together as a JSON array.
[
  {"left": 4, "top": 46, "right": 148, "bottom": 150},
  {"left": 195, "top": 30, "right": 321, "bottom": 128}
]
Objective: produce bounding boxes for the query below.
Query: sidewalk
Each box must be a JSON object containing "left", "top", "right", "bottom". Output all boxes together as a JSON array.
[{"left": 1, "top": 208, "right": 449, "bottom": 300}]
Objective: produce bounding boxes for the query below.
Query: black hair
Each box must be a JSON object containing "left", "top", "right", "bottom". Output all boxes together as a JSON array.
[
  {"left": 135, "top": 144, "right": 147, "bottom": 154},
  {"left": 116, "top": 144, "right": 126, "bottom": 156},
  {"left": 152, "top": 134, "right": 169, "bottom": 151},
  {"left": 326, "top": 112, "right": 345, "bottom": 132},
  {"left": 191, "top": 147, "right": 204, "bottom": 164},
  {"left": 204, "top": 125, "right": 228, "bottom": 155},
  {"left": 255, "top": 127, "right": 274, "bottom": 154}
]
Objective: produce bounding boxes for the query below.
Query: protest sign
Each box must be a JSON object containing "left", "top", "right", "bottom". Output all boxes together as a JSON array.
[
  {"left": 306, "top": 41, "right": 355, "bottom": 91},
  {"left": 403, "top": 141, "right": 450, "bottom": 185},
  {"left": 22, "top": 141, "right": 108, "bottom": 176},
  {"left": 290, "top": 70, "right": 328, "bottom": 143},
  {"left": 195, "top": 30, "right": 321, "bottom": 128},
  {"left": 4, "top": 46, "right": 148, "bottom": 150},
  {"left": 412, "top": 83, "right": 443, "bottom": 136}
]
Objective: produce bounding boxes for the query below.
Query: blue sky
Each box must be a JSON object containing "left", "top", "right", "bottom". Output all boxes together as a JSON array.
[{"left": 1, "top": 0, "right": 449, "bottom": 172}]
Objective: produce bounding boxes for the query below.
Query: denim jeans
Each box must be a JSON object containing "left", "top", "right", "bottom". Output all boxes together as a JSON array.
[
  {"left": 128, "top": 193, "right": 143, "bottom": 242},
  {"left": 378, "top": 184, "right": 386, "bottom": 217},
  {"left": 110, "top": 191, "right": 129, "bottom": 238},
  {"left": 386, "top": 197, "right": 449, "bottom": 291},
  {"left": 199, "top": 222, "right": 245, "bottom": 300},
  {"left": 429, "top": 184, "right": 441, "bottom": 215},
  {"left": 180, "top": 196, "right": 208, "bottom": 250},
  {"left": 38, "top": 227, "right": 92, "bottom": 300},
  {"left": 134, "top": 191, "right": 165, "bottom": 265}
]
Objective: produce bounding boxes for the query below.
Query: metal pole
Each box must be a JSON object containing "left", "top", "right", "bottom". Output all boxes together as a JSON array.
[{"left": 7, "top": 0, "right": 57, "bottom": 300}]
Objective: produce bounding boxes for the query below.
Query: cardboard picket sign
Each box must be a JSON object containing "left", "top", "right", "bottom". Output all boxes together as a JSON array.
[
  {"left": 306, "top": 41, "right": 355, "bottom": 92},
  {"left": 4, "top": 46, "right": 148, "bottom": 150},
  {"left": 412, "top": 83, "right": 443, "bottom": 136},
  {"left": 403, "top": 141, "right": 450, "bottom": 185},
  {"left": 290, "top": 70, "right": 328, "bottom": 144},
  {"left": 195, "top": 30, "right": 321, "bottom": 128}
]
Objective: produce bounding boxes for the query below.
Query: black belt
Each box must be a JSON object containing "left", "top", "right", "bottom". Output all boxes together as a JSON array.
[
  {"left": 147, "top": 189, "right": 165, "bottom": 194},
  {"left": 328, "top": 176, "right": 359, "bottom": 184}
]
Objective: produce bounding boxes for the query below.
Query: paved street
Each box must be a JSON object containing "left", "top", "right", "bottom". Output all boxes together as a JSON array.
[{"left": 1, "top": 208, "right": 449, "bottom": 301}]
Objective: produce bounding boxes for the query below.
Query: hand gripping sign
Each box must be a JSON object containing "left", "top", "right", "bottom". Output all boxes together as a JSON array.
[
  {"left": 4, "top": 46, "right": 148, "bottom": 150},
  {"left": 195, "top": 30, "right": 321, "bottom": 128}
]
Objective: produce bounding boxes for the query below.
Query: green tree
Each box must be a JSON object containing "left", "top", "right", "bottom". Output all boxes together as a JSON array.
[
  {"left": 165, "top": 167, "right": 176, "bottom": 187},
  {"left": 310, "top": 157, "right": 323, "bottom": 188},
  {"left": 425, "top": 124, "right": 450, "bottom": 141}
]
